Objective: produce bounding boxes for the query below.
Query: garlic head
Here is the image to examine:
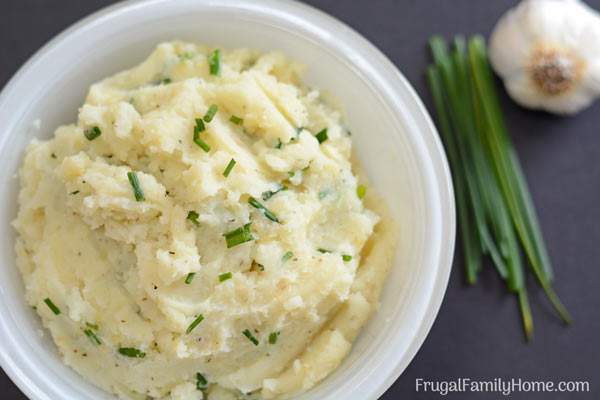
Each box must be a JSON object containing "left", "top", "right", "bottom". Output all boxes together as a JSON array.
[{"left": 489, "top": 0, "right": 600, "bottom": 115}]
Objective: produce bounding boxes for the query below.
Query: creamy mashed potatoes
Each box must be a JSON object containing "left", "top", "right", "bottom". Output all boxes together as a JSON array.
[{"left": 13, "top": 42, "right": 397, "bottom": 400}]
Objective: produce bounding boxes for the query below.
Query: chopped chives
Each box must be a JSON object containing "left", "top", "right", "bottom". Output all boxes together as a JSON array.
[
  {"left": 357, "top": 185, "right": 367, "bottom": 199},
  {"left": 242, "top": 329, "right": 259, "bottom": 346},
  {"left": 342, "top": 254, "right": 353, "bottom": 262},
  {"left": 223, "top": 223, "right": 254, "bottom": 248},
  {"left": 229, "top": 115, "right": 243, "bottom": 125},
  {"left": 43, "top": 298, "right": 61, "bottom": 315},
  {"left": 85, "top": 322, "right": 99, "bottom": 330},
  {"left": 127, "top": 171, "right": 145, "bottom": 202},
  {"left": 187, "top": 211, "right": 200, "bottom": 226},
  {"left": 209, "top": 49, "right": 221, "bottom": 76},
  {"left": 193, "top": 119, "right": 211, "bottom": 152},
  {"left": 161, "top": 78, "right": 172, "bottom": 85},
  {"left": 196, "top": 373, "right": 208, "bottom": 390},
  {"left": 275, "top": 139, "right": 283, "bottom": 149},
  {"left": 248, "top": 197, "right": 280, "bottom": 223},
  {"left": 118, "top": 347, "right": 146, "bottom": 358},
  {"left": 186, "top": 314, "right": 205, "bottom": 334},
  {"left": 262, "top": 185, "right": 287, "bottom": 201},
  {"left": 268, "top": 331, "right": 280, "bottom": 344},
  {"left": 203, "top": 104, "right": 218, "bottom": 122},
  {"left": 315, "top": 128, "right": 328, "bottom": 144},
  {"left": 282, "top": 251, "right": 293, "bottom": 262},
  {"left": 185, "top": 272, "right": 196, "bottom": 284},
  {"left": 84, "top": 126, "right": 102, "bottom": 141},
  {"left": 84, "top": 328, "right": 102, "bottom": 345},
  {"left": 70, "top": 190, "right": 80, "bottom": 195},
  {"left": 223, "top": 158, "right": 236, "bottom": 177},
  {"left": 317, "top": 248, "right": 331, "bottom": 254},
  {"left": 218, "top": 272, "right": 232, "bottom": 282}
]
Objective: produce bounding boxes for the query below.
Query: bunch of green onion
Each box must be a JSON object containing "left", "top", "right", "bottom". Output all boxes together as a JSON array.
[{"left": 426, "top": 35, "right": 571, "bottom": 340}]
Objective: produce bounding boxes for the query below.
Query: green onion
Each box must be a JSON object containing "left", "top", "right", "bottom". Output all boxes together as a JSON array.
[
  {"left": 342, "top": 254, "right": 352, "bottom": 262},
  {"left": 127, "top": 171, "right": 145, "bottom": 202},
  {"left": 161, "top": 78, "right": 172, "bottom": 85},
  {"left": 186, "top": 314, "right": 205, "bottom": 334},
  {"left": 317, "top": 248, "right": 331, "bottom": 254},
  {"left": 315, "top": 128, "right": 328, "bottom": 144},
  {"left": 193, "top": 118, "right": 210, "bottom": 152},
  {"left": 185, "top": 272, "right": 196, "bottom": 284},
  {"left": 356, "top": 185, "right": 367, "bottom": 199},
  {"left": 209, "top": 49, "right": 221, "bottom": 76},
  {"left": 219, "top": 272, "right": 233, "bottom": 282},
  {"left": 242, "top": 329, "right": 259, "bottom": 346},
  {"left": 187, "top": 211, "right": 200, "bottom": 226},
  {"left": 43, "top": 298, "right": 61, "bottom": 315},
  {"left": 118, "top": 347, "right": 146, "bottom": 358},
  {"left": 282, "top": 251, "right": 293, "bottom": 262},
  {"left": 268, "top": 331, "right": 280, "bottom": 344},
  {"left": 223, "top": 223, "right": 254, "bottom": 248},
  {"left": 203, "top": 104, "right": 218, "bottom": 122},
  {"left": 262, "top": 185, "right": 287, "bottom": 201},
  {"left": 223, "top": 158, "right": 236, "bottom": 177},
  {"left": 70, "top": 190, "right": 80, "bottom": 195},
  {"left": 84, "top": 126, "right": 102, "bottom": 141},
  {"left": 84, "top": 329, "right": 102, "bottom": 345},
  {"left": 275, "top": 138, "right": 283, "bottom": 149},
  {"left": 229, "top": 115, "right": 243, "bottom": 125},
  {"left": 196, "top": 372, "right": 208, "bottom": 390},
  {"left": 248, "top": 197, "right": 280, "bottom": 223}
]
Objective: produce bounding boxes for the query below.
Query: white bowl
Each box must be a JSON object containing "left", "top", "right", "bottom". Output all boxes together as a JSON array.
[{"left": 0, "top": 0, "right": 455, "bottom": 399}]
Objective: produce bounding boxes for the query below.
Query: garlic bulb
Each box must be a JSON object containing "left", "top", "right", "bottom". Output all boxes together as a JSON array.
[{"left": 489, "top": 0, "right": 600, "bottom": 115}]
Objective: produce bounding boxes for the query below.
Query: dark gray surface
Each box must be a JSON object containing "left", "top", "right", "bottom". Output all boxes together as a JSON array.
[{"left": 1, "top": 1, "right": 598, "bottom": 399}]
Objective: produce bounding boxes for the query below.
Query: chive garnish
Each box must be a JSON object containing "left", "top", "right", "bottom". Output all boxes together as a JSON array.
[
  {"left": 282, "top": 251, "right": 293, "bottom": 262},
  {"left": 193, "top": 118, "right": 211, "bottom": 152},
  {"left": 84, "top": 328, "right": 102, "bottom": 345},
  {"left": 84, "top": 126, "right": 102, "bottom": 141},
  {"left": 317, "top": 248, "right": 331, "bottom": 254},
  {"left": 248, "top": 197, "right": 279, "bottom": 223},
  {"left": 342, "top": 254, "right": 353, "bottom": 262},
  {"left": 275, "top": 139, "right": 283, "bottom": 149},
  {"left": 43, "top": 298, "right": 61, "bottom": 315},
  {"left": 242, "top": 329, "right": 259, "bottom": 346},
  {"left": 229, "top": 115, "right": 243, "bottom": 125},
  {"left": 187, "top": 211, "right": 200, "bottom": 226},
  {"left": 196, "top": 373, "right": 208, "bottom": 390},
  {"left": 118, "top": 347, "right": 146, "bottom": 358},
  {"left": 223, "top": 158, "right": 236, "bottom": 177},
  {"left": 127, "top": 171, "right": 145, "bottom": 202},
  {"left": 209, "top": 49, "right": 221, "bottom": 76},
  {"left": 186, "top": 314, "right": 205, "bottom": 334},
  {"left": 262, "top": 185, "right": 287, "bottom": 201},
  {"left": 223, "top": 223, "right": 254, "bottom": 248},
  {"left": 185, "top": 272, "right": 196, "bottom": 284},
  {"left": 70, "top": 190, "right": 80, "bottom": 195},
  {"left": 218, "top": 272, "right": 232, "bottom": 282},
  {"left": 51, "top": 153, "right": 57, "bottom": 159},
  {"left": 315, "top": 128, "right": 328, "bottom": 144},
  {"left": 203, "top": 104, "right": 218, "bottom": 122},
  {"left": 161, "top": 78, "right": 172, "bottom": 85},
  {"left": 356, "top": 185, "right": 367, "bottom": 199},
  {"left": 268, "top": 331, "right": 280, "bottom": 344},
  {"left": 86, "top": 322, "right": 99, "bottom": 330}
]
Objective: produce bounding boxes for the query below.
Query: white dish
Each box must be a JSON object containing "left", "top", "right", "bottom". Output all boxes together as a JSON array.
[{"left": 0, "top": 0, "right": 455, "bottom": 399}]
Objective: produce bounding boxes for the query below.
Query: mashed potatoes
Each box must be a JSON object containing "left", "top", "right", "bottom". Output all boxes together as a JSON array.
[{"left": 13, "top": 42, "right": 397, "bottom": 400}]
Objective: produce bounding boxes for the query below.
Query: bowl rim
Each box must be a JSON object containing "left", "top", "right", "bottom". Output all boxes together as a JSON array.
[{"left": 0, "top": 0, "right": 456, "bottom": 399}]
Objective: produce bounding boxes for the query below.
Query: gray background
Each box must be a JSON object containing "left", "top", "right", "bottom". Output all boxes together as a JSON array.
[{"left": 1, "top": 1, "right": 598, "bottom": 399}]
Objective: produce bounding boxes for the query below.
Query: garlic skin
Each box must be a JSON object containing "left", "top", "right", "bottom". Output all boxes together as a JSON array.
[{"left": 489, "top": 0, "right": 600, "bottom": 115}]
